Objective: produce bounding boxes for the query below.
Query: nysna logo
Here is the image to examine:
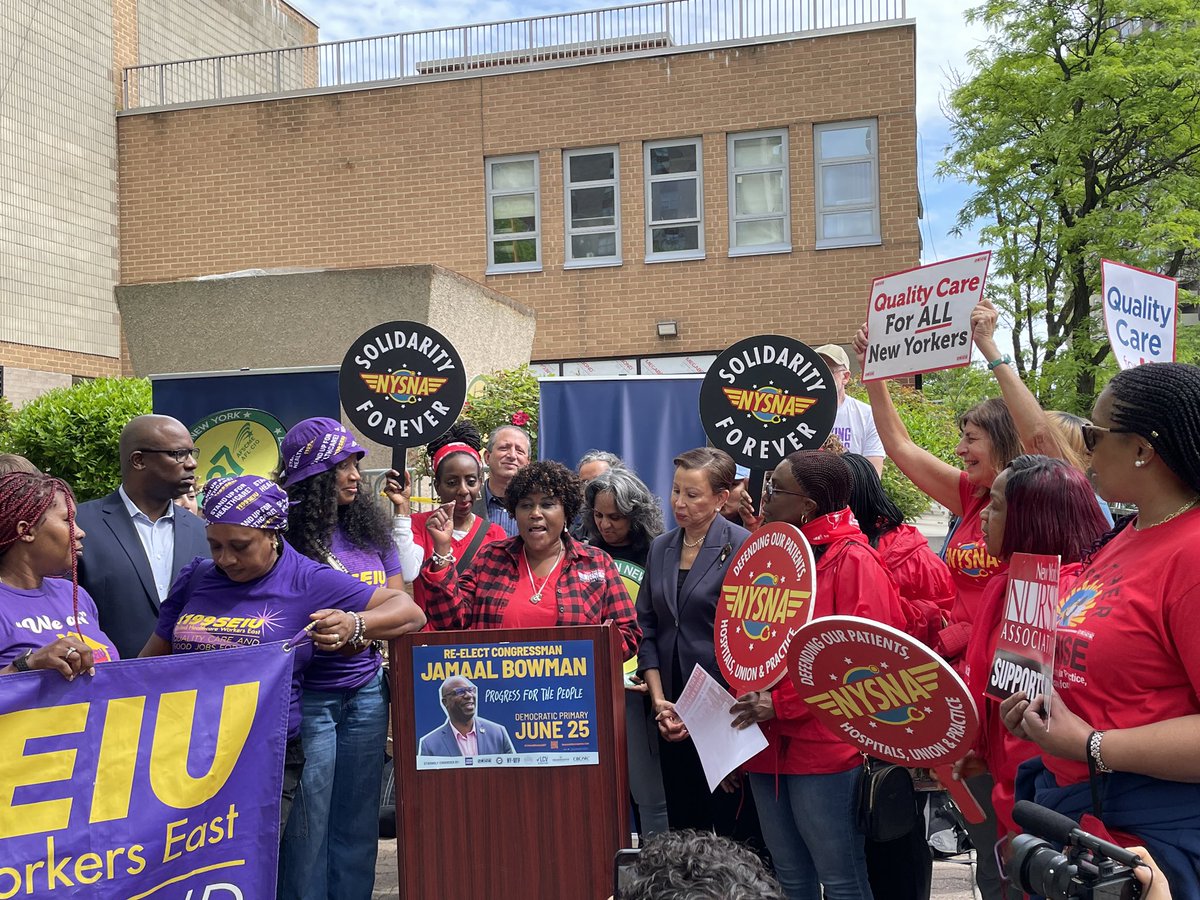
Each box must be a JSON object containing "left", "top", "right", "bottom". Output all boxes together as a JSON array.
[
  {"left": 721, "top": 573, "right": 810, "bottom": 643},
  {"left": 359, "top": 371, "right": 449, "bottom": 404},
  {"left": 1058, "top": 580, "right": 1102, "bottom": 628},
  {"left": 721, "top": 386, "right": 817, "bottom": 423},
  {"left": 947, "top": 541, "right": 996, "bottom": 578},
  {"left": 805, "top": 660, "right": 940, "bottom": 726}
]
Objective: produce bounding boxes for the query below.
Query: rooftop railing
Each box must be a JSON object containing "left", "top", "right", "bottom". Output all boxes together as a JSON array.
[{"left": 122, "top": 0, "right": 907, "bottom": 110}]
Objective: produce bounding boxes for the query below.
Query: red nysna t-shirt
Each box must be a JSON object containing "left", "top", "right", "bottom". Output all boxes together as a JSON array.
[
  {"left": 944, "top": 473, "right": 1005, "bottom": 626},
  {"left": 1047, "top": 508, "right": 1200, "bottom": 786}
]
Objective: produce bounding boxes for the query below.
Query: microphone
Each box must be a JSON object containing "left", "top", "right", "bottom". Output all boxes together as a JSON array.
[{"left": 1012, "top": 801, "right": 1145, "bottom": 869}]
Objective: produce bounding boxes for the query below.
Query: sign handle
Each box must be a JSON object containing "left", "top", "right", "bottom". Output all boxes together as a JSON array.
[{"left": 932, "top": 765, "right": 986, "bottom": 824}]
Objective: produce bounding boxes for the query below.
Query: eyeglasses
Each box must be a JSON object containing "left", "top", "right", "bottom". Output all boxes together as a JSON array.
[
  {"left": 1079, "top": 424, "right": 1133, "bottom": 453},
  {"left": 137, "top": 447, "right": 200, "bottom": 462},
  {"left": 765, "top": 481, "right": 807, "bottom": 502},
  {"left": 445, "top": 687, "right": 477, "bottom": 699}
]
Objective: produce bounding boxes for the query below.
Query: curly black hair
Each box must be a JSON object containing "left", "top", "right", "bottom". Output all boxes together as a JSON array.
[
  {"left": 505, "top": 460, "right": 583, "bottom": 528},
  {"left": 427, "top": 420, "right": 484, "bottom": 482},
  {"left": 282, "top": 465, "right": 393, "bottom": 561}
]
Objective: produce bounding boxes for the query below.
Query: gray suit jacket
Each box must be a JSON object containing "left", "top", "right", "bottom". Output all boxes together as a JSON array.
[
  {"left": 636, "top": 516, "right": 750, "bottom": 701},
  {"left": 75, "top": 490, "right": 210, "bottom": 660}
]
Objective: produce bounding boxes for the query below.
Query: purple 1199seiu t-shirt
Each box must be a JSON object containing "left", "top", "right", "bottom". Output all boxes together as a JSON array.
[
  {"left": 0, "top": 579, "right": 119, "bottom": 667},
  {"left": 298, "top": 528, "right": 401, "bottom": 692},
  {"left": 155, "top": 542, "right": 376, "bottom": 739}
]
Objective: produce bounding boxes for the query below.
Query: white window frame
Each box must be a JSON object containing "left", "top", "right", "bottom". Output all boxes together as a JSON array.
[
  {"left": 485, "top": 153, "right": 542, "bottom": 274},
  {"left": 644, "top": 137, "right": 705, "bottom": 263},
  {"left": 814, "top": 119, "right": 881, "bottom": 250},
  {"left": 563, "top": 146, "right": 622, "bottom": 269},
  {"left": 727, "top": 128, "right": 791, "bottom": 257}
]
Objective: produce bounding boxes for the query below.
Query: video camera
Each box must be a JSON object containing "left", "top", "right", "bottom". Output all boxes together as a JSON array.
[{"left": 1008, "top": 801, "right": 1143, "bottom": 900}]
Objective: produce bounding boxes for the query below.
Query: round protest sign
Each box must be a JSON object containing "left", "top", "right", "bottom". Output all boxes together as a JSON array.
[
  {"left": 699, "top": 335, "right": 837, "bottom": 470},
  {"left": 715, "top": 523, "right": 816, "bottom": 694},
  {"left": 787, "top": 616, "right": 978, "bottom": 767},
  {"left": 189, "top": 408, "right": 287, "bottom": 483},
  {"left": 339, "top": 321, "right": 466, "bottom": 448}
]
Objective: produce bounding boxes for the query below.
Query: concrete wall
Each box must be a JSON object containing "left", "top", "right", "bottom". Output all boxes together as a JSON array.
[
  {"left": 1, "top": 368, "right": 74, "bottom": 409},
  {"left": 138, "top": 0, "right": 315, "bottom": 64},
  {"left": 116, "top": 26, "right": 920, "bottom": 363},
  {"left": 1, "top": 0, "right": 123, "bottom": 362},
  {"left": 116, "top": 265, "right": 535, "bottom": 459}
]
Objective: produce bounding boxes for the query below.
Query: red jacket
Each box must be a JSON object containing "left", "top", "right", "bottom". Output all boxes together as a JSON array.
[
  {"left": 876, "top": 524, "right": 955, "bottom": 646},
  {"left": 745, "top": 534, "right": 908, "bottom": 776}
]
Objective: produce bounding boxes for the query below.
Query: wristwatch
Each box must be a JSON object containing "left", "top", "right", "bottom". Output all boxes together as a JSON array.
[{"left": 13, "top": 649, "right": 33, "bottom": 672}]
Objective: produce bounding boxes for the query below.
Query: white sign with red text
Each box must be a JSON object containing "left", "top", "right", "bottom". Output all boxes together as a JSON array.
[
  {"left": 1101, "top": 260, "right": 1177, "bottom": 370},
  {"left": 863, "top": 252, "right": 991, "bottom": 382}
]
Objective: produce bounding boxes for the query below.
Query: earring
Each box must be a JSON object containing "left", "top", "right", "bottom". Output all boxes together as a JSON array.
[{"left": 1135, "top": 460, "right": 1146, "bottom": 468}]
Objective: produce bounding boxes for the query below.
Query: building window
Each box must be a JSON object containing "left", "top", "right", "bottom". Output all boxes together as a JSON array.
[
  {"left": 564, "top": 147, "right": 621, "bottom": 268},
  {"left": 728, "top": 129, "right": 790, "bottom": 256},
  {"left": 644, "top": 138, "right": 704, "bottom": 262},
  {"left": 814, "top": 120, "right": 880, "bottom": 249},
  {"left": 486, "top": 154, "right": 541, "bottom": 273}
]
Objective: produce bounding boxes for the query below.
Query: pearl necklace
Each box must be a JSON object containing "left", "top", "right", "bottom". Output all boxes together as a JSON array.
[
  {"left": 1135, "top": 495, "right": 1200, "bottom": 530},
  {"left": 523, "top": 546, "right": 564, "bottom": 605}
]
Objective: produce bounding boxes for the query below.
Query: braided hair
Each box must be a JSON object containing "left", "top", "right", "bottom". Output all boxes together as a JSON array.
[
  {"left": 1086, "top": 362, "right": 1200, "bottom": 559},
  {"left": 785, "top": 450, "right": 852, "bottom": 518},
  {"left": 844, "top": 453, "right": 903, "bottom": 548},
  {"left": 0, "top": 472, "right": 85, "bottom": 640},
  {"left": 427, "top": 420, "right": 484, "bottom": 481}
]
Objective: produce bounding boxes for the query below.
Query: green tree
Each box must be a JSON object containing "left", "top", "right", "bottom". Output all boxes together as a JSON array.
[
  {"left": 940, "top": 0, "right": 1200, "bottom": 412},
  {"left": 461, "top": 367, "right": 541, "bottom": 459},
  {"left": 0, "top": 378, "right": 152, "bottom": 500}
]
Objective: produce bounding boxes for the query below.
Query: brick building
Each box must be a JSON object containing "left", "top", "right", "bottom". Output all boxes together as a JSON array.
[
  {"left": 115, "top": 0, "right": 919, "bottom": 376},
  {"left": 0, "top": 0, "right": 315, "bottom": 404}
]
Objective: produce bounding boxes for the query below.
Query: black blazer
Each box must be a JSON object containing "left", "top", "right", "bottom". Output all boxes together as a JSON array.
[
  {"left": 75, "top": 490, "right": 211, "bottom": 660},
  {"left": 636, "top": 516, "right": 750, "bottom": 701}
]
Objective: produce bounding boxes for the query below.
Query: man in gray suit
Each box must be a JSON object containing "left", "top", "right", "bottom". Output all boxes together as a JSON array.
[
  {"left": 418, "top": 676, "right": 515, "bottom": 757},
  {"left": 76, "top": 415, "right": 210, "bottom": 659}
]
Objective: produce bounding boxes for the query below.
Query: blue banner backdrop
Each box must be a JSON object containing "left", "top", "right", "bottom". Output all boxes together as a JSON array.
[
  {"left": 0, "top": 644, "right": 291, "bottom": 898},
  {"left": 537, "top": 376, "right": 707, "bottom": 511},
  {"left": 151, "top": 368, "right": 341, "bottom": 433}
]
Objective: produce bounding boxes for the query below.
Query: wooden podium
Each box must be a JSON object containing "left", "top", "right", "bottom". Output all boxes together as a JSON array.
[{"left": 389, "top": 624, "right": 630, "bottom": 900}]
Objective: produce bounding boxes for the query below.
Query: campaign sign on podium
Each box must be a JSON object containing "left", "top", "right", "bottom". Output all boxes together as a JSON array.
[
  {"left": 715, "top": 522, "right": 816, "bottom": 694},
  {"left": 787, "top": 616, "right": 985, "bottom": 822}
]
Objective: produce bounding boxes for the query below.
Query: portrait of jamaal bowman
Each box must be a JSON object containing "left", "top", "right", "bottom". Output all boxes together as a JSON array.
[{"left": 418, "top": 676, "right": 516, "bottom": 757}]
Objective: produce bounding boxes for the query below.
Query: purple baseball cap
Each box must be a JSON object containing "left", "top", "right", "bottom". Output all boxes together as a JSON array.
[
  {"left": 202, "top": 475, "right": 289, "bottom": 530},
  {"left": 279, "top": 417, "right": 367, "bottom": 486}
]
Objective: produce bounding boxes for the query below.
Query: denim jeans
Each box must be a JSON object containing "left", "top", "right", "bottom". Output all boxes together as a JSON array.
[
  {"left": 749, "top": 768, "right": 874, "bottom": 900},
  {"left": 278, "top": 667, "right": 389, "bottom": 900}
]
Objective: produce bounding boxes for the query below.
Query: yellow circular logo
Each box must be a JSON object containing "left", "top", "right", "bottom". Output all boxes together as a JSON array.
[{"left": 190, "top": 409, "right": 287, "bottom": 484}]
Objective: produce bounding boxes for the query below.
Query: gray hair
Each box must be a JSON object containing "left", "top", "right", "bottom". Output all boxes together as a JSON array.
[
  {"left": 582, "top": 468, "right": 664, "bottom": 549},
  {"left": 486, "top": 425, "right": 531, "bottom": 455},
  {"left": 576, "top": 449, "right": 624, "bottom": 473},
  {"left": 622, "top": 830, "right": 784, "bottom": 900}
]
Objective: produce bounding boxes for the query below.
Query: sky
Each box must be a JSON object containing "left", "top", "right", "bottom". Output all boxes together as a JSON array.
[{"left": 294, "top": 0, "right": 991, "bottom": 265}]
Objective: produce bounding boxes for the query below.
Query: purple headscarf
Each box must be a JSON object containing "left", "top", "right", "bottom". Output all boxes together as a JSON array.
[
  {"left": 202, "top": 475, "right": 289, "bottom": 530},
  {"left": 279, "top": 417, "right": 367, "bottom": 486}
]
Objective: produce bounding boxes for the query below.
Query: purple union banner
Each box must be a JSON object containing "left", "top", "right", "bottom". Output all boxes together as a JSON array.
[{"left": 0, "top": 642, "right": 291, "bottom": 899}]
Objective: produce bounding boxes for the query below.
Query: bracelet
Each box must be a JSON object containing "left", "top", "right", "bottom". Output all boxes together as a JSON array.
[
  {"left": 430, "top": 550, "right": 456, "bottom": 568},
  {"left": 1087, "top": 730, "right": 1112, "bottom": 774},
  {"left": 348, "top": 612, "right": 367, "bottom": 651},
  {"left": 987, "top": 355, "right": 1012, "bottom": 371},
  {"left": 13, "top": 649, "right": 33, "bottom": 672}
]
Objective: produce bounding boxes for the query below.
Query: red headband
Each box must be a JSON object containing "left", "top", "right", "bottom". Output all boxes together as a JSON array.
[{"left": 431, "top": 442, "right": 482, "bottom": 474}]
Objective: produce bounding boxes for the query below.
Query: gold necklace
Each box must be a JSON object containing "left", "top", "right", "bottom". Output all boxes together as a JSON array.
[
  {"left": 523, "top": 546, "right": 563, "bottom": 604},
  {"left": 1136, "top": 495, "right": 1200, "bottom": 530}
]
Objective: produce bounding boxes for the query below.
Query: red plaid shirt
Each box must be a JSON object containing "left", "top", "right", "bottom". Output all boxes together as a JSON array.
[{"left": 421, "top": 535, "right": 641, "bottom": 660}]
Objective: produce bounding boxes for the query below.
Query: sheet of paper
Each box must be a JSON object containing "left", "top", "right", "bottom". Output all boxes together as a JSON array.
[{"left": 673, "top": 664, "right": 768, "bottom": 792}]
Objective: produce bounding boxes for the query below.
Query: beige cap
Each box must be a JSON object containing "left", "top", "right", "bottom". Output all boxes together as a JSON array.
[{"left": 814, "top": 344, "right": 850, "bottom": 370}]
